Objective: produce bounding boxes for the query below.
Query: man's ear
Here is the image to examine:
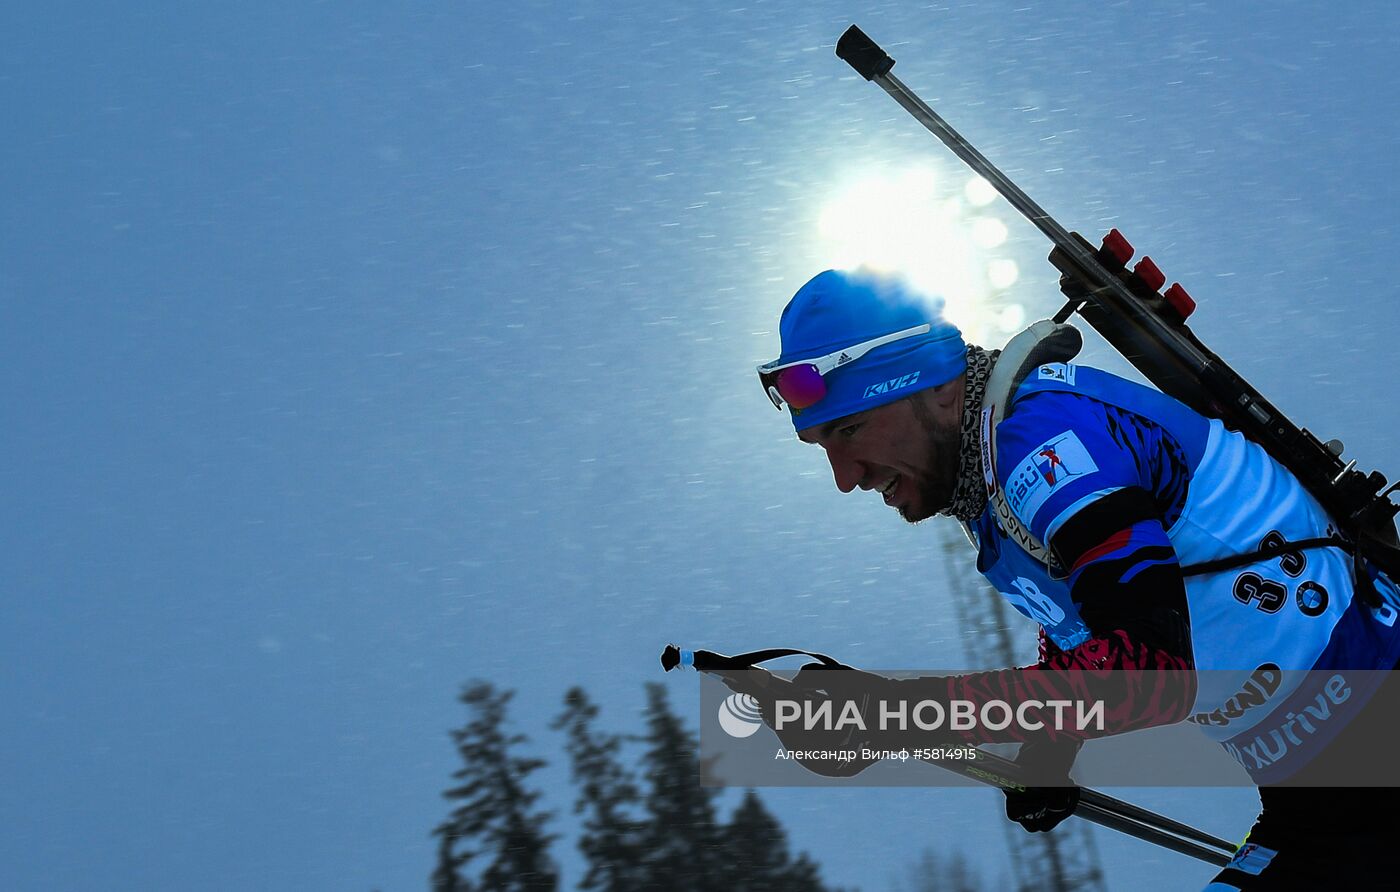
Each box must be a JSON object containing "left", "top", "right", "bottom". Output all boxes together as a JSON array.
[{"left": 926, "top": 373, "right": 966, "bottom": 410}]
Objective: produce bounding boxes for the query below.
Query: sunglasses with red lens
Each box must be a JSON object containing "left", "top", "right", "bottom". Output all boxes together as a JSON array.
[{"left": 757, "top": 323, "right": 931, "bottom": 410}]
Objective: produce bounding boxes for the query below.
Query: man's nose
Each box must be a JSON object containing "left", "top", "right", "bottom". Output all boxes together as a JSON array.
[{"left": 827, "top": 451, "right": 863, "bottom": 494}]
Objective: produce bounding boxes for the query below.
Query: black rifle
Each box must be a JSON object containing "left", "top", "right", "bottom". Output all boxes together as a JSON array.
[{"left": 835, "top": 25, "right": 1400, "bottom": 591}]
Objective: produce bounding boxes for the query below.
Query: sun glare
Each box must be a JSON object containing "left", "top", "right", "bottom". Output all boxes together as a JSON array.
[{"left": 815, "top": 167, "right": 1024, "bottom": 343}]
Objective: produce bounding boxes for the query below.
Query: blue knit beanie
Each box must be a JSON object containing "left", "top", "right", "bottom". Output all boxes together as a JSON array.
[{"left": 771, "top": 269, "right": 966, "bottom": 431}]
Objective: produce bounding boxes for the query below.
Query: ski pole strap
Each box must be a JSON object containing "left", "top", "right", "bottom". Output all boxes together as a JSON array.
[{"left": 659, "top": 644, "right": 849, "bottom": 673}]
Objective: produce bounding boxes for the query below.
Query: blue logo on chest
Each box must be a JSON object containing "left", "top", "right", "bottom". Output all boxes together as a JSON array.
[{"left": 972, "top": 512, "right": 1092, "bottom": 650}]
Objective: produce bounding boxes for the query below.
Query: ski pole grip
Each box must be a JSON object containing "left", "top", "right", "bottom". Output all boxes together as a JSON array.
[
  {"left": 836, "top": 25, "right": 895, "bottom": 80},
  {"left": 661, "top": 644, "right": 682, "bottom": 672},
  {"left": 660, "top": 644, "right": 697, "bottom": 672}
]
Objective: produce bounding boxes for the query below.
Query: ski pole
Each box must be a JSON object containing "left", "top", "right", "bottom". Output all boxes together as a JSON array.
[
  {"left": 965, "top": 748, "right": 1236, "bottom": 866},
  {"left": 1074, "top": 798, "right": 1233, "bottom": 867},
  {"left": 662, "top": 645, "right": 1237, "bottom": 866},
  {"left": 1078, "top": 787, "right": 1235, "bottom": 855}
]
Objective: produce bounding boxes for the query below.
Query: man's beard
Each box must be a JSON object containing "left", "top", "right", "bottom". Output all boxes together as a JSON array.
[{"left": 900, "top": 398, "right": 963, "bottom": 523}]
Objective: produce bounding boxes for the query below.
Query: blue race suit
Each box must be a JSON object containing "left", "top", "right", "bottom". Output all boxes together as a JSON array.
[
  {"left": 965, "top": 361, "right": 1400, "bottom": 889},
  {"left": 966, "top": 362, "right": 1400, "bottom": 768}
]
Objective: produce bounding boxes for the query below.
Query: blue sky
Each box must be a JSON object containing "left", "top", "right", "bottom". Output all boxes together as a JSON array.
[{"left": 4, "top": 2, "right": 1398, "bottom": 889}]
